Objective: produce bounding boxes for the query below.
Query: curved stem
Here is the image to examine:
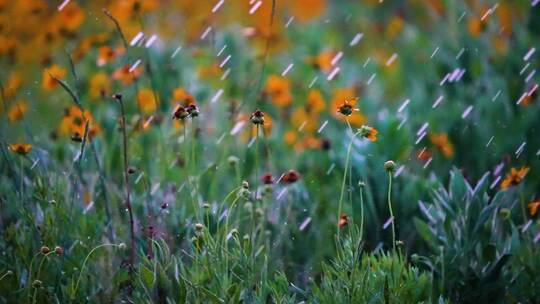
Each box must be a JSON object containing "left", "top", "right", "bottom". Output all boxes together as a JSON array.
[
  {"left": 71, "top": 243, "right": 122, "bottom": 300},
  {"left": 387, "top": 172, "right": 395, "bottom": 252},
  {"left": 337, "top": 131, "right": 361, "bottom": 237},
  {"left": 32, "top": 252, "right": 54, "bottom": 304}
]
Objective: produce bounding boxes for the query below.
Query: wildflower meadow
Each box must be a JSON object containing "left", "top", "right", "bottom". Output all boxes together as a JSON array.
[{"left": 1, "top": 0, "right": 540, "bottom": 303}]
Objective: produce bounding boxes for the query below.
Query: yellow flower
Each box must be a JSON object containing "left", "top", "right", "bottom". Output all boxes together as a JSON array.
[
  {"left": 265, "top": 75, "right": 292, "bottom": 107},
  {"left": 89, "top": 73, "right": 111, "bottom": 100},
  {"left": 8, "top": 143, "right": 32, "bottom": 156},
  {"left": 500, "top": 166, "right": 529, "bottom": 189},
  {"left": 58, "top": 106, "right": 100, "bottom": 140},
  {"left": 291, "top": 107, "right": 318, "bottom": 133},
  {"left": 330, "top": 88, "right": 366, "bottom": 127},
  {"left": 307, "top": 51, "right": 335, "bottom": 73},
  {"left": 7, "top": 100, "right": 28, "bottom": 123},
  {"left": 287, "top": 0, "right": 326, "bottom": 22},
  {"left": 172, "top": 87, "right": 195, "bottom": 105},
  {"left": 42, "top": 65, "right": 67, "bottom": 91},
  {"left": 429, "top": 133, "right": 454, "bottom": 158},
  {"left": 57, "top": 3, "right": 85, "bottom": 32},
  {"left": 137, "top": 89, "right": 157, "bottom": 114}
]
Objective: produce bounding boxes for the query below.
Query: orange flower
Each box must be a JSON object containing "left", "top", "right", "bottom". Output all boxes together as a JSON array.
[
  {"left": 306, "top": 89, "right": 326, "bottom": 114},
  {"left": 359, "top": 125, "right": 378, "bottom": 142},
  {"left": 416, "top": 149, "right": 433, "bottom": 162},
  {"left": 265, "top": 75, "right": 292, "bottom": 107},
  {"left": 57, "top": 3, "right": 85, "bottom": 32},
  {"left": 42, "top": 65, "right": 67, "bottom": 91},
  {"left": 284, "top": 130, "right": 298, "bottom": 146},
  {"left": 172, "top": 87, "right": 195, "bottom": 105},
  {"left": 528, "top": 200, "right": 540, "bottom": 217},
  {"left": 467, "top": 18, "right": 486, "bottom": 37},
  {"left": 112, "top": 64, "right": 142, "bottom": 85},
  {"left": 58, "top": 106, "right": 100, "bottom": 140},
  {"left": 291, "top": 107, "right": 318, "bottom": 133},
  {"left": 338, "top": 213, "right": 348, "bottom": 229},
  {"left": 307, "top": 51, "right": 335, "bottom": 72},
  {"left": 8, "top": 143, "right": 32, "bottom": 156},
  {"left": 137, "top": 89, "right": 157, "bottom": 114},
  {"left": 7, "top": 100, "right": 28, "bottom": 123},
  {"left": 386, "top": 16, "right": 404, "bottom": 40},
  {"left": 89, "top": 73, "right": 111, "bottom": 99},
  {"left": 429, "top": 133, "right": 454, "bottom": 158},
  {"left": 331, "top": 90, "right": 367, "bottom": 127},
  {"left": 287, "top": 0, "right": 326, "bottom": 22},
  {"left": 97, "top": 46, "right": 117, "bottom": 66},
  {"left": 500, "top": 166, "right": 529, "bottom": 189},
  {"left": 4, "top": 72, "right": 22, "bottom": 98}
]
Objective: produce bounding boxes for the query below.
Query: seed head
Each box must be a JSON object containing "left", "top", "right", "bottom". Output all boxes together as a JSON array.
[
  {"left": 194, "top": 223, "right": 205, "bottom": 231},
  {"left": 40, "top": 246, "right": 51, "bottom": 255},
  {"left": 250, "top": 109, "right": 265, "bottom": 125},
  {"left": 384, "top": 160, "right": 396, "bottom": 173},
  {"left": 54, "top": 246, "right": 64, "bottom": 255}
]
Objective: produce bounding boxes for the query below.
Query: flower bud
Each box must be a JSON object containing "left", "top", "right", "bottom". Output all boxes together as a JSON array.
[
  {"left": 40, "top": 246, "right": 50, "bottom": 255},
  {"left": 54, "top": 246, "right": 63, "bottom": 255},
  {"left": 384, "top": 160, "right": 396, "bottom": 173}
]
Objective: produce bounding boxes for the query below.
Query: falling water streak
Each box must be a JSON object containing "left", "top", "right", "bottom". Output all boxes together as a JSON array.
[
  {"left": 211, "top": 89, "right": 224, "bottom": 103},
  {"left": 533, "top": 0, "right": 540, "bottom": 7},
  {"left": 299, "top": 217, "right": 312, "bottom": 231},
  {"left": 455, "top": 48, "right": 465, "bottom": 60},
  {"left": 285, "top": 16, "right": 295, "bottom": 28},
  {"left": 537, "top": 149, "right": 540, "bottom": 156},
  {"left": 522, "top": 220, "right": 533, "bottom": 233},
  {"left": 145, "top": 34, "right": 158, "bottom": 48},
  {"left": 456, "top": 69, "right": 466, "bottom": 81},
  {"left": 494, "top": 162, "right": 505, "bottom": 177},
  {"left": 58, "top": 0, "right": 70, "bottom": 11},
  {"left": 130, "top": 32, "right": 144, "bottom": 46},
  {"left": 30, "top": 158, "right": 40, "bottom": 170},
  {"left": 217, "top": 44, "right": 227, "bottom": 57},
  {"left": 362, "top": 57, "right": 371, "bottom": 68},
  {"left": 327, "top": 67, "right": 340, "bottom": 81},
  {"left": 308, "top": 76, "right": 318, "bottom": 88},
  {"left": 419, "top": 201, "right": 435, "bottom": 223},
  {"left": 326, "top": 163, "right": 336, "bottom": 175},
  {"left": 298, "top": 121, "right": 307, "bottom": 132},
  {"left": 461, "top": 105, "right": 473, "bottom": 119},
  {"left": 516, "top": 92, "right": 527, "bottom": 105},
  {"left": 249, "top": 1, "right": 263, "bottom": 14},
  {"left": 534, "top": 231, "right": 540, "bottom": 243},
  {"left": 423, "top": 157, "right": 433, "bottom": 169},
  {"left": 448, "top": 68, "right": 461, "bottom": 82},
  {"left": 432, "top": 95, "right": 444, "bottom": 108},
  {"left": 397, "top": 117, "right": 408, "bottom": 130},
  {"left": 519, "top": 63, "right": 530, "bottom": 75},
  {"left": 349, "top": 33, "right": 364, "bottom": 46},
  {"left": 457, "top": 11, "right": 467, "bottom": 22},
  {"left": 276, "top": 173, "right": 285, "bottom": 184},
  {"left": 417, "top": 122, "right": 429, "bottom": 136},
  {"left": 276, "top": 188, "right": 288, "bottom": 200},
  {"left": 489, "top": 176, "right": 501, "bottom": 189},
  {"left": 317, "top": 120, "right": 329, "bottom": 133},
  {"left": 382, "top": 217, "right": 394, "bottom": 230},
  {"left": 525, "top": 70, "right": 536, "bottom": 83},
  {"left": 439, "top": 73, "right": 450, "bottom": 86},
  {"left": 415, "top": 132, "right": 427, "bottom": 145},
  {"left": 398, "top": 99, "right": 410, "bottom": 113},
  {"left": 528, "top": 84, "right": 538, "bottom": 96},
  {"left": 211, "top": 0, "right": 225, "bottom": 13},
  {"left": 492, "top": 90, "right": 502, "bottom": 101},
  {"left": 247, "top": 137, "right": 256, "bottom": 148},
  {"left": 385, "top": 53, "right": 398, "bottom": 66},
  {"left": 219, "top": 54, "right": 231, "bottom": 68},
  {"left": 331, "top": 52, "right": 344, "bottom": 66},
  {"left": 200, "top": 26, "right": 212, "bottom": 40},
  {"left": 281, "top": 63, "right": 294, "bottom": 76},
  {"left": 216, "top": 133, "right": 226, "bottom": 145},
  {"left": 418, "top": 147, "right": 427, "bottom": 158},
  {"left": 430, "top": 46, "right": 440, "bottom": 58},
  {"left": 171, "top": 46, "right": 182, "bottom": 58},
  {"left": 524, "top": 47, "right": 536, "bottom": 61},
  {"left": 515, "top": 142, "right": 526, "bottom": 158},
  {"left": 394, "top": 165, "right": 405, "bottom": 178},
  {"left": 220, "top": 68, "right": 231, "bottom": 80},
  {"left": 151, "top": 183, "right": 160, "bottom": 196},
  {"left": 480, "top": 8, "right": 492, "bottom": 21},
  {"left": 486, "top": 136, "right": 494, "bottom": 147},
  {"left": 366, "top": 73, "right": 376, "bottom": 85},
  {"left": 230, "top": 121, "right": 246, "bottom": 136},
  {"left": 129, "top": 59, "right": 141, "bottom": 73}
]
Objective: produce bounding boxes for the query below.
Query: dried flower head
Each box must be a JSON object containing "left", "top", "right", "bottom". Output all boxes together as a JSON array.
[
  {"left": 8, "top": 143, "right": 32, "bottom": 156},
  {"left": 194, "top": 223, "right": 205, "bottom": 231},
  {"left": 40, "top": 246, "right": 51, "bottom": 254},
  {"left": 54, "top": 246, "right": 64, "bottom": 255},
  {"left": 250, "top": 109, "right": 265, "bottom": 125},
  {"left": 359, "top": 125, "right": 378, "bottom": 142},
  {"left": 261, "top": 173, "right": 274, "bottom": 185},
  {"left": 173, "top": 105, "right": 189, "bottom": 120},
  {"left": 384, "top": 160, "right": 396, "bottom": 173},
  {"left": 282, "top": 170, "right": 300, "bottom": 184},
  {"left": 186, "top": 103, "right": 200, "bottom": 118}
]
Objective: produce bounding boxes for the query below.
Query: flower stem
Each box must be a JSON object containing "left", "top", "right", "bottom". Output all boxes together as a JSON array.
[
  {"left": 337, "top": 130, "right": 361, "bottom": 238},
  {"left": 387, "top": 171, "right": 396, "bottom": 251},
  {"left": 118, "top": 97, "right": 136, "bottom": 289}
]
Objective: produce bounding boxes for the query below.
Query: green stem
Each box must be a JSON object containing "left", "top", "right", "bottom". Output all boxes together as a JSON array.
[
  {"left": 359, "top": 186, "right": 365, "bottom": 242},
  {"left": 20, "top": 156, "right": 23, "bottom": 206},
  {"left": 387, "top": 172, "right": 395, "bottom": 252},
  {"left": 32, "top": 252, "right": 54, "bottom": 304},
  {"left": 337, "top": 131, "right": 361, "bottom": 238},
  {"left": 71, "top": 243, "right": 122, "bottom": 300}
]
